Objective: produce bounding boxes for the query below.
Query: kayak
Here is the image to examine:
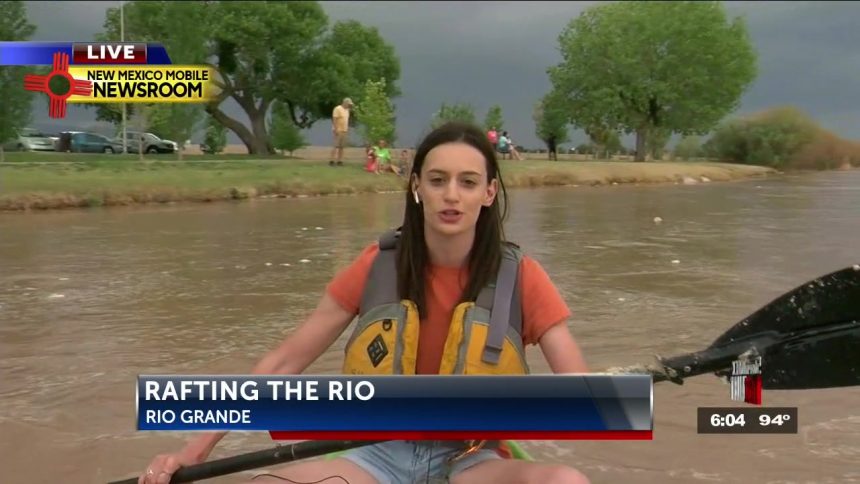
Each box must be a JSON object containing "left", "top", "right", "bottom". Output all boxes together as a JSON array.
[{"left": 325, "top": 440, "right": 533, "bottom": 460}]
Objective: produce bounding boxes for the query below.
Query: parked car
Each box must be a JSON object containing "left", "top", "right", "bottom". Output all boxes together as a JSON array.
[
  {"left": 2, "top": 128, "right": 56, "bottom": 152},
  {"left": 64, "top": 131, "right": 123, "bottom": 153},
  {"left": 114, "top": 131, "right": 178, "bottom": 154}
]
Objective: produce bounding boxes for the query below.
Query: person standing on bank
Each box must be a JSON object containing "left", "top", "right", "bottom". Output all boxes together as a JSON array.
[
  {"left": 330, "top": 97, "right": 354, "bottom": 166},
  {"left": 139, "top": 122, "right": 591, "bottom": 484}
]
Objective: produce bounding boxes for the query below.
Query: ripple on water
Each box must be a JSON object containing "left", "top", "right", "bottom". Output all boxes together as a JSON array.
[{"left": 802, "top": 416, "right": 860, "bottom": 462}]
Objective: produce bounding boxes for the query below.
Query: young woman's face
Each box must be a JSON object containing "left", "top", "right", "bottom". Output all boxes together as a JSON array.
[{"left": 414, "top": 142, "right": 498, "bottom": 238}]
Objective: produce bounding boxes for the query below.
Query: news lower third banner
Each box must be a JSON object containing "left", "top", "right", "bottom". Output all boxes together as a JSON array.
[{"left": 137, "top": 375, "right": 653, "bottom": 440}]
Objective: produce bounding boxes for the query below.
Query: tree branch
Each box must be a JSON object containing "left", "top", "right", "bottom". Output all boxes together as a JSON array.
[
  {"left": 205, "top": 105, "right": 255, "bottom": 152},
  {"left": 286, "top": 100, "right": 313, "bottom": 129}
]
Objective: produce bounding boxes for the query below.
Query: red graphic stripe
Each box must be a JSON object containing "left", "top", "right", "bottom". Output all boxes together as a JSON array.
[
  {"left": 23, "top": 74, "right": 49, "bottom": 93},
  {"left": 53, "top": 51, "right": 69, "bottom": 71},
  {"left": 268, "top": 430, "right": 653, "bottom": 441},
  {"left": 50, "top": 97, "right": 66, "bottom": 119},
  {"left": 71, "top": 79, "right": 93, "bottom": 96}
]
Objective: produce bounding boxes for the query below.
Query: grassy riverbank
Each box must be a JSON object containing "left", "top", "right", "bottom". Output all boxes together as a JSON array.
[{"left": 0, "top": 153, "right": 776, "bottom": 211}]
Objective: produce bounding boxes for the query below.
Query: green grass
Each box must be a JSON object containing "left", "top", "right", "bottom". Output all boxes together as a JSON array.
[{"left": 0, "top": 152, "right": 776, "bottom": 211}]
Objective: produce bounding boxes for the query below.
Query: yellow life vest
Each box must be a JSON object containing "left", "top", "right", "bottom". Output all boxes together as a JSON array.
[{"left": 342, "top": 229, "right": 530, "bottom": 375}]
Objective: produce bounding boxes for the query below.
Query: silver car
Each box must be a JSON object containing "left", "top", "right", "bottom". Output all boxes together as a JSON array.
[
  {"left": 114, "top": 131, "right": 178, "bottom": 154},
  {"left": 3, "top": 128, "right": 56, "bottom": 151}
]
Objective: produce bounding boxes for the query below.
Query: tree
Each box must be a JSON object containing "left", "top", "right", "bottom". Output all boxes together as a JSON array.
[
  {"left": 646, "top": 126, "right": 672, "bottom": 160},
  {"left": 92, "top": 2, "right": 209, "bottom": 156},
  {"left": 575, "top": 143, "right": 594, "bottom": 155},
  {"left": 147, "top": 104, "right": 203, "bottom": 160},
  {"left": 0, "top": 1, "right": 36, "bottom": 163},
  {"left": 431, "top": 102, "right": 476, "bottom": 129},
  {"left": 548, "top": 1, "right": 757, "bottom": 161},
  {"left": 533, "top": 93, "right": 570, "bottom": 157},
  {"left": 703, "top": 107, "right": 820, "bottom": 168},
  {"left": 585, "top": 125, "right": 621, "bottom": 159},
  {"left": 202, "top": 116, "right": 227, "bottom": 154},
  {"left": 100, "top": 2, "right": 401, "bottom": 154},
  {"left": 129, "top": 104, "right": 158, "bottom": 160},
  {"left": 269, "top": 102, "right": 307, "bottom": 156},
  {"left": 355, "top": 78, "right": 396, "bottom": 145},
  {"left": 484, "top": 105, "right": 505, "bottom": 132},
  {"left": 674, "top": 135, "right": 702, "bottom": 160}
]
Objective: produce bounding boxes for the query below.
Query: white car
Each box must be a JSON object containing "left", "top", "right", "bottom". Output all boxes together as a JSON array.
[
  {"left": 114, "top": 131, "right": 178, "bottom": 154},
  {"left": 3, "top": 128, "right": 56, "bottom": 151}
]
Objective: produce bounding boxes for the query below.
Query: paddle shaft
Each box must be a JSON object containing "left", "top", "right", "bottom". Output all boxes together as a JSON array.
[
  {"left": 655, "top": 334, "right": 779, "bottom": 383},
  {"left": 108, "top": 440, "right": 389, "bottom": 484}
]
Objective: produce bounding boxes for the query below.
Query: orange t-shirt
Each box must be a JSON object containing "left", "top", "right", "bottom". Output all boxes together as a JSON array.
[{"left": 326, "top": 242, "right": 571, "bottom": 374}]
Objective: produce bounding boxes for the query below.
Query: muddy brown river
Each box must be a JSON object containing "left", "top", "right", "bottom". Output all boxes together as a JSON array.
[{"left": 1, "top": 170, "right": 859, "bottom": 483}]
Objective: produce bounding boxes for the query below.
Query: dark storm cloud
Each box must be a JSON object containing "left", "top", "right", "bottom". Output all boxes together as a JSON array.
[{"left": 19, "top": 1, "right": 860, "bottom": 149}]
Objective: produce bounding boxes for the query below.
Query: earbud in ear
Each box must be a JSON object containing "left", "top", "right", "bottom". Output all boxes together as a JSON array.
[{"left": 413, "top": 191, "right": 420, "bottom": 204}]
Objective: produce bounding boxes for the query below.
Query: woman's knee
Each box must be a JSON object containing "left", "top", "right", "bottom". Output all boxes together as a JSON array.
[
  {"left": 535, "top": 464, "right": 590, "bottom": 484},
  {"left": 238, "top": 457, "right": 378, "bottom": 484}
]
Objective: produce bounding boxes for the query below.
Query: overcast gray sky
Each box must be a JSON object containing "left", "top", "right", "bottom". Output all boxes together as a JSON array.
[{"left": 19, "top": 1, "right": 860, "bottom": 149}]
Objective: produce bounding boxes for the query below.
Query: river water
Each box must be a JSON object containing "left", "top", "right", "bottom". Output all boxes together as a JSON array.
[{"left": 1, "top": 170, "right": 859, "bottom": 483}]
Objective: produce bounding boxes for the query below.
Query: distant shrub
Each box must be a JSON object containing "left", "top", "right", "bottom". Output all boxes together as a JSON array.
[
  {"left": 703, "top": 107, "right": 859, "bottom": 170},
  {"left": 792, "top": 130, "right": 860, "bottom": 170}
]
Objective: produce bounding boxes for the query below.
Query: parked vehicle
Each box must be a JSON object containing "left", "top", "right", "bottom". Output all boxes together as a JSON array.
[
  {"left": 114, "top": 131, "right": 178, "bottom": 154},
  {"left": 63, "top": 131, "right": 123, "bottom": 153},
  {"left": 2, "top": 128, "right": 56, "bottom": 152}
]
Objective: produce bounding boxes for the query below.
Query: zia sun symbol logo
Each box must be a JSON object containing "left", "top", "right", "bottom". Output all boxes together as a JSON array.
[{"left": 24, "top": 52, "right": 93, "bottom": 119}]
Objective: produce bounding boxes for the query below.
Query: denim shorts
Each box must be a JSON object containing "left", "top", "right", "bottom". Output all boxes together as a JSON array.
[{"left": 340, "top": 440, "right": 502, "bottom": 484}]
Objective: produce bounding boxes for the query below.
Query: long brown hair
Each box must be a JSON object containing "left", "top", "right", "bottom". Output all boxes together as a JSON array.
[{"left": 397, "top": 122, "right": 509, "bottom": 319}]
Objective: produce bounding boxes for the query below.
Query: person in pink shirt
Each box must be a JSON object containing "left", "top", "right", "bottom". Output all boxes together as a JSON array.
[{"left": 487, "top": 127, "right": 498, "bottom": 147}]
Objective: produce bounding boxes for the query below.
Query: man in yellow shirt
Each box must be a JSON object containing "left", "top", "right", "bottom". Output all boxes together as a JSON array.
[{"left": 330, "top": 98, "right": 354, "bottom": 166}]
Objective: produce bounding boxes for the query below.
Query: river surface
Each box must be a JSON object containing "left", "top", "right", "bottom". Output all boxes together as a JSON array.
[{"left": 1, "top": 170, "right": 859, "bottom": 484}]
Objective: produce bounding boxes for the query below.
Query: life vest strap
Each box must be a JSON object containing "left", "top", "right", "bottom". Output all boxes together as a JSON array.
[
  {"left": 482, "top": 248, "right": 521, "bottom": 365},
  {"left": 360, "top": 229, "right": 400, "bottom": 313}
]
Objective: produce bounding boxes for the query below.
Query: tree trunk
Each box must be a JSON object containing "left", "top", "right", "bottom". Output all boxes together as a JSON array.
[
  {"left": 0, "top": 146, "right": 5, "bottom": 163},
  {"left": 177, "top": 143, "right": 184, "bottom": 161},
  {"left": 248, "top": 110, "right": 273, "bottom": 155},
  {"left": 207, "top": 105, "right": 273, "bottom": 155},
  {"left": 635, "top": 127, "right": 648, "bottom": 162}
]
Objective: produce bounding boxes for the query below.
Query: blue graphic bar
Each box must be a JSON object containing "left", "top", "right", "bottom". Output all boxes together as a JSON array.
[
  {"left": 136, "top": 375, "right": 653, "bottom": 438},
  {"left": 0, "top": 42, "right": 172, "bottom": 65}
]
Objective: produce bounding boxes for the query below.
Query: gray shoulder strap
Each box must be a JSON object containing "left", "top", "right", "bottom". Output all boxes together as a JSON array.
[
  {"left": 481, "top": 244, "right": 523, "bottom": 365},
  {"left": 359, "top": 229, "right": 400, "bottom": 315}
]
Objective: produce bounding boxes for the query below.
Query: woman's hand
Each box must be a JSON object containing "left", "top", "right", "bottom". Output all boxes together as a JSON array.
[{"left": 138, "top": 447, "right": 205, "bottom": 484}]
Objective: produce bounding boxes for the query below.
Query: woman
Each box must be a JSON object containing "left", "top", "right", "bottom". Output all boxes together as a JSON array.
[
  {"left": 375, "top": 139, "right": 402, "bottom": 176},
  {"left": 139, "top": 122, "right": 590, "bottom": 484},
  {"left": 364, "top": 144, "right": 379, "bottom": 174}
]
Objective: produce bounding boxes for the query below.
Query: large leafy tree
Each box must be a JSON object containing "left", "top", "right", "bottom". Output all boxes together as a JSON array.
[
  {"left": 533, "top": 92, "right": 570, "bottom": 156},
  {"left": 549, "top": 1, "right": 757, "bottom": 161},
  {"left": 0, "top": 1, "right": 36, "bottom": 162},
  {"left": 100, "top": 1, "right": 400, "bottom": 154}
]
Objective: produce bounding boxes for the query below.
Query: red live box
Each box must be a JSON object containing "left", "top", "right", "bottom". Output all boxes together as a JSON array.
[{"left": 72, "top": 43, "right": 147, "bottom": 64}]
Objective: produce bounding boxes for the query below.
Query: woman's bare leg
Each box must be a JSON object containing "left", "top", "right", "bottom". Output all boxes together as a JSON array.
[
  {"left": 239, "top": 457, "right": 378, "bottom": 484},
  {"left": 451, "top": 458, "right": 589, "bottom": 484}
]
